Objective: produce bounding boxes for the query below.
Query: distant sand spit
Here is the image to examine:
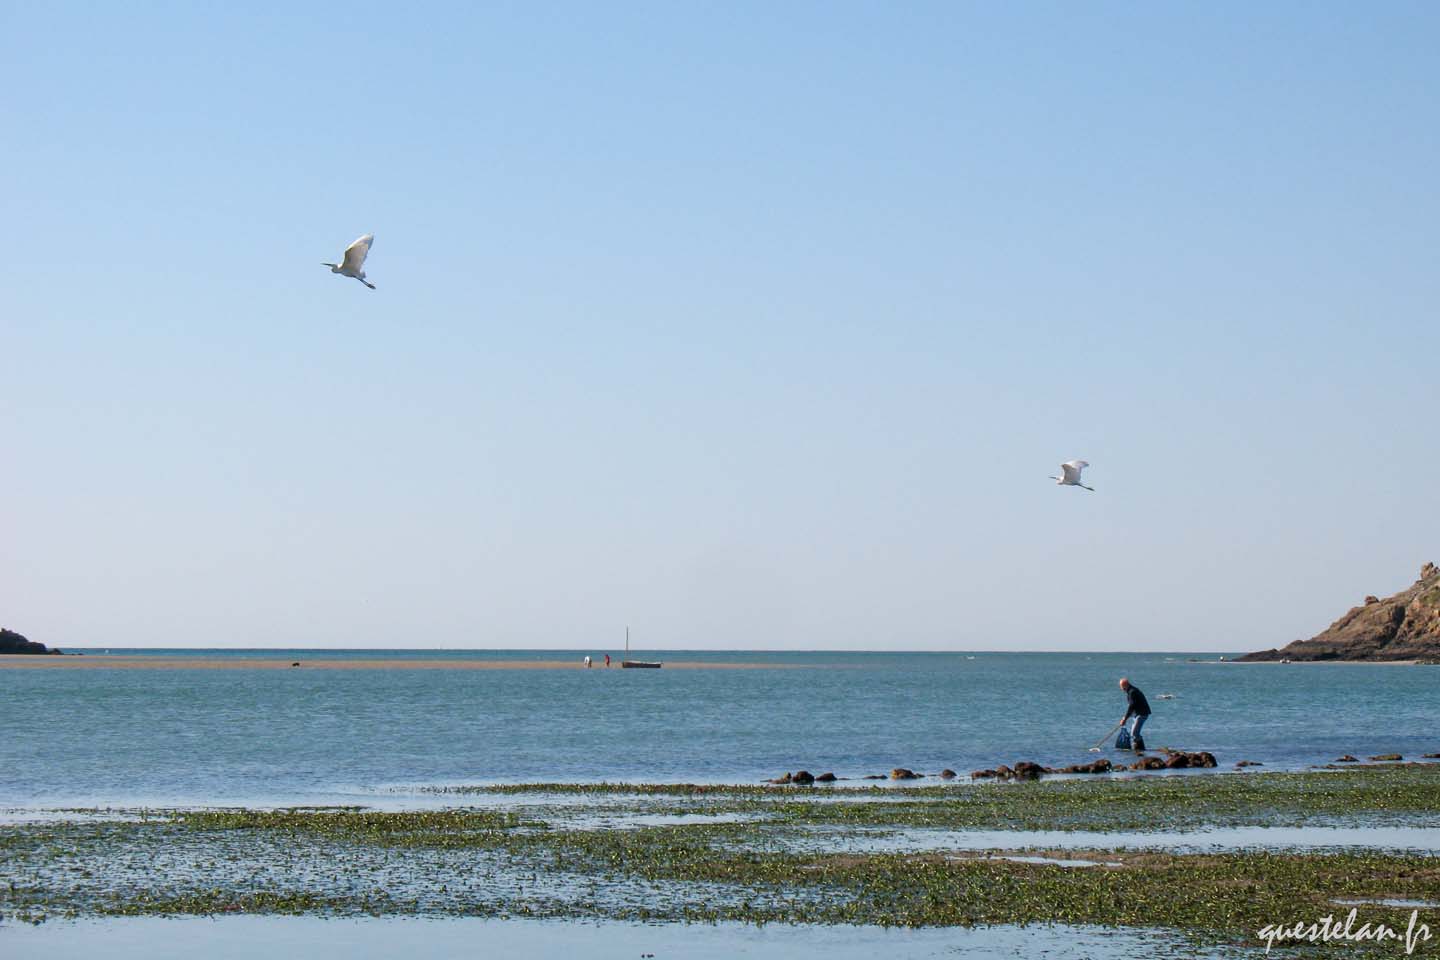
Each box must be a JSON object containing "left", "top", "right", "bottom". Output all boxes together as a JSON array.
[{"left": 0, "top": 656, "right": 798, "bottom": 671}]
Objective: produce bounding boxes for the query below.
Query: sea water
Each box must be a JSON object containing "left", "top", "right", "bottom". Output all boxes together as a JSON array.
[
  {"left": 2, "top": 650, "right": 1433, "bottom": 809},
  {"left": 0, "top": 916, "right": 1213, "bottom": 960}
]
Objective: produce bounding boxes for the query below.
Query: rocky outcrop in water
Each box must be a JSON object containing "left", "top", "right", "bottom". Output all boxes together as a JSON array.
[
  {"left": 1055, "top": 758, "right": 1113, "bottom": 775},
  {"left": 0, "top": 628, "right": 60, "bottom": 655},
  {"left": 973, "top": 758, "right": 1107, "bottom": 778},
  {"left": 1160, "top": 750, "right": 1217, "bottom": 769},
  {"left": 1240, "top": 563, "right": 1440, "bottom": 662},
  {"left": 764, "top": 770, "right": 839, "bottom": 785},
  {"left": 971, "top": 751, "right": 1218, "bottom": 779}
]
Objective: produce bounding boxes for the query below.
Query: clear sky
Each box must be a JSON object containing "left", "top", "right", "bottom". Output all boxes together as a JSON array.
[{"left": 3, "top": 3, "right": 1437, "bottom": 650}]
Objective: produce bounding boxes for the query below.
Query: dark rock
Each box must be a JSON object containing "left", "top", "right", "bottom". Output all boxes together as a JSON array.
[
  {"left": 1424, "top": 754, "right": 1440, "bottom": 760},
  {"left": 1159, "top": 750, "right": 1217, "bottom": 769},
  {"left": 1057, "top": 758, "right": 1112, "bottom": 775},
  {"left": 1235, "top": 760, "right": 1263, "bottom": 767},
  {"left": 1239, "top": 562, "right": 1440, "bottom": 662},
  {"left": 1130, "top": 756, "right": 1166, "bottom": 770},
  {"left": 938, "top": 769, "right": 956, "bottom": 780},
  {"left": 1335, "top": 755, "right": 1359, "bottom": 762},
  {"left": 889, "top": 768, "right": 921, "bottom": 780},
  {"left": 862, "top": 774, "right": 886, "bottom": 780},
  {"left": 766, "top": 773, "right": 792, "bottom": 784},
  {"left": 790, "top": 770, "right": 815, "bottom": 785},
  {"left": 0, "top": 628, "right": 59, "bottom": 655},
  {"left": 815, "top": 772, "right": 837, "bottom": 782},
  {"left": 1369, "top": 754, "right": 1403, "bottom": 761},
  {"left": 975, "top": 761, "right": 1061, "bottom": 779}
]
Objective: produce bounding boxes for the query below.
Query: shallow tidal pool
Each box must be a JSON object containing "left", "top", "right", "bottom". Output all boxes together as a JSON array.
[{"left": 0, "top": 916, "right": 1236, "bottom": 959}]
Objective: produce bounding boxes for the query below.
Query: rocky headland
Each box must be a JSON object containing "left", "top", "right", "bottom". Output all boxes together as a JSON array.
[
  {"left": 0, "top": 628, "right": 62, "bottom": 655},
  {"left": 1240, "top": 562, "right": 1440, "bottom": 662}
]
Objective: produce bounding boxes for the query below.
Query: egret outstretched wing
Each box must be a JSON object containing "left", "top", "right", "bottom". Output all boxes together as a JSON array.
[
  {"left": 1060, "top": 460, "right": 1089, "bottom": 483},
  {"left": 341, "top": 234, "right": 373, "bottom": 272}
]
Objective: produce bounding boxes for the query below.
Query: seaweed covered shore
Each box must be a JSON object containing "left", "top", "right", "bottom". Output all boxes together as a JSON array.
[{"left": 3, "top": 766, "right": 1439, "bottom": 955}]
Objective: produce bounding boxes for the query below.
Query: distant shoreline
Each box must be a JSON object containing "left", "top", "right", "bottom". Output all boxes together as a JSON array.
[
  {"left": 1205, "top": 658, "right": 1423, "bottom": 666},
  {"left": 0, "top": 655, "right": 804, "bottom": 671},
  {"left": 7, "top": 654, "right": 1424, "bottom": 669}
]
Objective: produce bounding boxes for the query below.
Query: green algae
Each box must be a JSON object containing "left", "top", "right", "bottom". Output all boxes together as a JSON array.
[
  {"left": 176, "top": 809, "right": 538, "bottom": 843},
  {"left": 431, "top": 765, "right": 1440, "bottom": 831},
  {"left": 4, "top": 766, "right": 1440, "bottom": 955},
  {"left": 757, "top": 766, "right": 1440, "bottom": 831}
]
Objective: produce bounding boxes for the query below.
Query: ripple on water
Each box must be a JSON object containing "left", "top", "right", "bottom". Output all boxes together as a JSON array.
[
  {"left": 0, "top": 916, "right": 1234, "bottom": 960},
  {"left": 1332, "top": 898, "right": 1440, "bottom": 909},
  {"left": 771, "top": 824, "right": 1440, "bottom": 854},
  {"left": 959, "top": 854, "right": 1119, "bottom": 868}
]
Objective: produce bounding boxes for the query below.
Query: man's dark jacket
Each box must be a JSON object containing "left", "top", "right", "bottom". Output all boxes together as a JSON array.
[{"left": 1123, "top": 685, "right": 1151, "bottom": 720}]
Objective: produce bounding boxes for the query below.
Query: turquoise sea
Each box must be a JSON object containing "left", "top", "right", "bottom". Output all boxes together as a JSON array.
[{"left": 3, "top": 650, "right": 1433, "bottom": 809}]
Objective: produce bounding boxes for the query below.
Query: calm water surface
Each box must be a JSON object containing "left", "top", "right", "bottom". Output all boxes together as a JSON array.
[
  {"left": 3, "top": 650, "right": 1434, "bottom": 808},
  {"left": 0, "top": 917, "right": 1232, "bottom": 960}
]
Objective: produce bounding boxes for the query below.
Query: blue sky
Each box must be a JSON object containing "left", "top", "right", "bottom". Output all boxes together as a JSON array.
[{"left": 2, "top": 3, "right": 1437, "bottom": 650}]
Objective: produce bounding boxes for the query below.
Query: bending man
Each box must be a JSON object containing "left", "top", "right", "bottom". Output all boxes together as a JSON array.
[{"left": 1118, "top": 677, "right": 1151, "bottom": 752}]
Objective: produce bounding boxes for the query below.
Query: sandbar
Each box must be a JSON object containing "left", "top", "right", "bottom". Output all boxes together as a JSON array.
[{"left": 0, "top": 655, "right": 795, "bottom": 671}]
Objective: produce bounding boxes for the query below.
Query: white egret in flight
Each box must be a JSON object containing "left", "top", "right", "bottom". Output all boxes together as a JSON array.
[
  {"left": 1050, "top": 460, "right": 1094, "bottom": 491},
  {"left": 322, "top": 234, "right": 376, "bottom": 289}
]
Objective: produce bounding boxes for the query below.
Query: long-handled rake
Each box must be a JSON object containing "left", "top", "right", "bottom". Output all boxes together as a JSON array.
[{"left": 1088, "top": 720, "right": 1125, "bottom": 752}]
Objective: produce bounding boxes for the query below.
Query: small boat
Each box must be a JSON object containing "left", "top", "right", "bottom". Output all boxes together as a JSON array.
[{"left": 620, "top": 626, "right": 661, "bottom": 669}]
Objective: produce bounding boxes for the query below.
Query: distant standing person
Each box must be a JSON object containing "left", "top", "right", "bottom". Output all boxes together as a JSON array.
[
  {"left": 584, "top": 656, "right": 592, "bottom": 668},
  {"left": 604, "top": 654, "right": 611, "bottom": 668},
  {"left": 1118, "top": 678, "right": 1151, "bottom": 751}
]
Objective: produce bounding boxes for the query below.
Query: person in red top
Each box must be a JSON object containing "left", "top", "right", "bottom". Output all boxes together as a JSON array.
[{"left": 604, "top": 653, "right": 611, "bottom": 668}]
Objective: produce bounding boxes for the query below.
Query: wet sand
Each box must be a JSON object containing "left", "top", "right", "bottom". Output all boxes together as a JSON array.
[{"left": 0, "top": 655, "right": 796, "bottom": 671}]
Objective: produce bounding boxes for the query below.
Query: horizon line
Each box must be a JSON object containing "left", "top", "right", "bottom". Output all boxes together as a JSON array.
[{"left": 59, "top": 645, "right": 1240, "bottom": 654}]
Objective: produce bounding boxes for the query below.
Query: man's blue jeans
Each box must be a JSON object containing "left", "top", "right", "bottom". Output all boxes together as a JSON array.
[{"left": 1129, "top": 714, "right": 1148, "bottom": 741}]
